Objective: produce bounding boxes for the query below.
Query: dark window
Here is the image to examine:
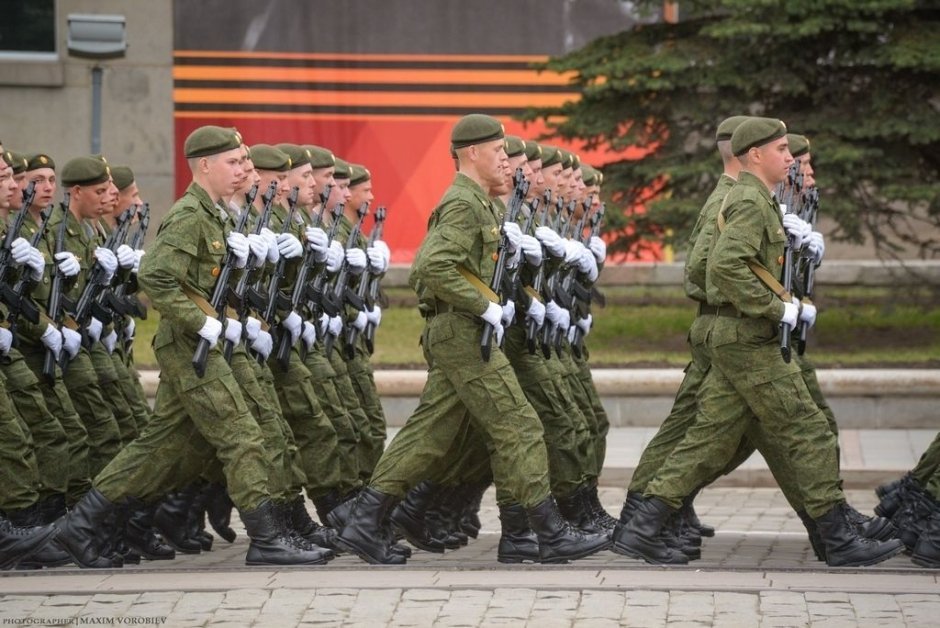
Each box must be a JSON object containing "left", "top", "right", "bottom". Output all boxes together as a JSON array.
[{"left": 0, "top": 0, "right": 55, "bottom": 54}]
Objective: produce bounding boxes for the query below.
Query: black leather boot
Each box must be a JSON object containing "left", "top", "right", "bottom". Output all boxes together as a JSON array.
[
  {"left": 38, "top": 494, "right": 68, "bottom": 524},
  {"left": 273, "top": 501, "right": 335, "bottom": 560},
  {"left": 892, "top": 490, "right": 937, "bottom": 551},
  {"left": 436, "top": 487, "right": 471, "bottom": 546},
  {"left": 335, "top": 487, "right": 407, "bottom": 565},
  {"left": 796, "top": 510, "right": 827, "bottom": 562},
  {"left": 425, "top": 487, "right": 464, "bottom": 549},
  {"left": 55, "top": 488, "right": 121, "bottom": 568},
  {"left": 101, "top": 504, "right": 137, "bottom": 565},
  {"left": 320, "top": 489, "right": 354, "bottom": 532},
  {"left": 288, "top": 495, "right": 339, "bottom": 551},
  {"left": 240, "top": 500, "right": 332, "bottom": 565},
  {"left": 663, "top": 512, "right": 701, "bottom": 560},
  {"left": 203, "top": 483, "right": 236, "bottom": 543},
  {"left": 497, "top": 503, "right": 539, "bottom": 563},
  {"left": 585, "top": 484, "right": 619, "bottom": 533},
  {"left": 815, "top": 502, "right": 904, "bottom": 567},
  {"left": 876, "top": 473, "right": 910, "bottom": 499},
  {"left": 153, "top": 490, "right": 202, "bottom": 554},
  {"left": 187, "top": 482, "right": 214, "bottom": 551},
  {"left": 390, "top": 481, "right": 446, "bottom": 553},
  {"left": 912, "top": 511, "right": 940, "bottom": 568},
  {"left": 125, "top": 503, "right": 175, "bottom": 561},
  {"left": 0, "top": 513, "right": 59, "bottom": 571},
  {"left": 611, "top": 495, "right": 688, "bottom": 565},
  {"left": 526, "top": 496, "right": 611, "bottom": 564},
  {"left": 6, "top": 504, "right": 71, "bottom": 569},
  {"left": 618, "top": 491, "right": 644, "bottom": 524},
  {"left": 843, "top": 503, "right": 896, "bottom": 541},
  {"left": 459, "top": 481, "right": 488, "bottom": 539},
  {"left": 557, "top": 485, "right": 606, "bottom": 535},
  {"left": 875, "top": 474, "right": 920, "bottom": 518},
  {"left": 681, "top": 489, "right": 715, "bottom": 537}
]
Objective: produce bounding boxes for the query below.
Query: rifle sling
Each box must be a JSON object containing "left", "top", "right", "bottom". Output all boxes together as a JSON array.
[
  {"left": 456, "top": 265, "right": 499, "bottom": 304},
  {"left": 181, "top": 283, "right": 269, "bottom": 330}
]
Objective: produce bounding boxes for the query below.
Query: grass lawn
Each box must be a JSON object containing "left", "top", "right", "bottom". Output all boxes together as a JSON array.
[{"left": 129, "top": 285, "right": 940, "bottom": 369}]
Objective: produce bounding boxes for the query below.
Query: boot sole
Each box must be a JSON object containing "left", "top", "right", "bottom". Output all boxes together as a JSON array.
[
  {"left": 828, "top": 541, "right": 906, "bottom": 568},
  {"left": 611, "top": 541, "right": 689, "bottom": 565},
  {"left": 540, "top": 538, "right": 613, "bottom": 564},
  {"left": 390, "top": 522, "right": 446, "bottom": 554},
  {"left": 911, "top": 554, "right": 940, "bottom": 569},
  {"left": 245, "top": 557, "right": 329, "bottom": 566},
  {"left": 334, "top": 536, "right": 406, "bottom": 565}
]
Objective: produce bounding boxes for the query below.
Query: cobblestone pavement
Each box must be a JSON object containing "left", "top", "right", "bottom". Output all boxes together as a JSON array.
[{"left": 1, "top": 489, "right": 937, "bottom": 627}]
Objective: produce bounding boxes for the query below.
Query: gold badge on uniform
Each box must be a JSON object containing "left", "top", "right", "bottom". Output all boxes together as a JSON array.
[
  {"left": 777, "top": 256, "right": 784, "bottom": 265},
  {"left": 491, "top": 253, "right": 498, "bottom": 261},
  {"left": 777, "top": 228, "right": 783, "bottom": 235},
  {"left": 39, "top": 156, "right": 48, "bottom": 165},
  {"left": 491, "top": 227, "right": 499, "bottom": 236},
  {"left": 211, "top": 267, "right": 221, "bottom": 277},
  {"left": 211, "top": 240, "right": 222, "bottom": 250}
]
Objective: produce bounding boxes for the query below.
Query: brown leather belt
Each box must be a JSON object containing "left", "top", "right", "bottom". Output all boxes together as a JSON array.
[{"left": 698, "top": 303, "right": 746, "bottom": 318}]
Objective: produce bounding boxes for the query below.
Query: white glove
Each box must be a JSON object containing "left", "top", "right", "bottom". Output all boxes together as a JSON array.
[
  {"left": 277, "top": 232, "right": 303, "bottom": 259},
  {"left": 545, "top": 300, "right": 570, "bottom": 332},
  {"left": 40, "top": 325, "right": 63, "bottom": 359},
  {"left": 246, "top": 233, "right": 269, "bottom": 268},
  {"left": 367, "top": 246, "right": 388, "bottom": 273},
  {"left": 501, "top": 299, "right": 516, "bottom": 326},
  {"left": 782, "top": 214, "right": 811, "bottom": 249},
  {"left": 132, "top": 250, "right": 144, "bottom": 274},
  {"left": 326, "top": 240, "right": 344, "bottom": 272},
  {"left": 780, "top": 299, "right": 799, "bottom": 329},
  {"left": 226, "top": 232, "right": 250, "bottom": 268},
  {"left": 94, "top": 247, "right": 118, "bottom": 281},
  {"left": 0, "top": 328, "right": 12, "bottom": 355},
  {"left": 102, "top": 330, "right": 117, "bottom": 354},
  {"left": 10, "top": 237, "right": 33, "bottom": 265},
  {"left": 578, "top": 248, "right": 599, "bottom": 282},
  {"left": 259, "top": 228, "right": 279, "bottom": 263},
  {"left": 806, "top": 231, "right": 825, "bottom": 263},
  {"left": 576, "top": 314, "right": 593, "bottom": 336},
  {"left": 373, "top": 240, "right": 391, "bottom": 267},
  {"left": 367, "top": 305, "right": 382, "bottom": 327},
  {"left": 493, "top": 321, "right": 505, "bottom": 345},
  {"left": 351, "top": 310, "right": 368, "bottom": 332},
  {"left": 501, "top": 221, "right": 522, "bottom": 253},
  {"left": 116, "top": 244, "right": 137, "bottom": 269},
  {"left": 520, "top": 235, "right": 542, "bottom": 266},
  {"left": 505, "top": 248, "right": 521, "bottom": 271},
  {"left": 250, "top": 330, "right": 273, "bottom": 359},
  {"left": 62, "top": 328, "right": 82, "bottom": 359},
  {"left": 318, "top": 313, "right": 330, "bottom": 337},
  {"left": 480, "top": 301, "right": 503, "bottom": 328},
  {"left": 525, "top": 298, "right": 546, "bottom": 327},
  {"left": 535, "top": 226, "right": 565, "bottom": 257},
  {"left": 345, "top": 247, "right": 367, "bottom": 273},
  {"left": 563, "top": 239, "right": 585, "bottom": 265},
  {"left": 26, "top": 247, "right": 44, "bottom": 280},
  {"left": 125, "top": 318, "right": 136, "bottom": 340},
  {"left": 305, "top": 227, "right": 329, "bottom": 262},
  {"left": 54, "top": 252, "right": 80, "bottom": 278},
  {"left": 244, "top": 316, "right": 261, "bottom": 341},
  {"left": 302, "top": 320, "right": 317, "bottom": 351},
  {"left": 198, "top": 316, "right": 223, "bottom": 347},
  {"left": 799, "top": 302, "right": 817, "bottom": 328},
  {"left": 589, "top": 236, "right": 607, "bottom": 264},
  {"left": 224, "top": 318, "right": 242, "bottom": 344},
  {"left": 327, "top": 315, "right": 343, "bottom": 337},
  {"left": 282, "top": 310, "right": 303, "bottom": 343},
  {"left": 87, "top": 317, "right": 103, "bottom": 343}
]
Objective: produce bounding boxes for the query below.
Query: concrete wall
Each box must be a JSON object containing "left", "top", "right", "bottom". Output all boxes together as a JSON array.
[{"left": 0, "top": 0, "right": 174, "bottom": 230}]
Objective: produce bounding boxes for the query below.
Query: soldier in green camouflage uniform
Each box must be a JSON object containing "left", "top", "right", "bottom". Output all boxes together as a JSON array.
[
  {"left": 337, "top": 114, "right": 610, "bottom": 565},
  {"left": 612, "top": 117, "right": 904, "bottom": 568},
  {"left": 55, "top": 127, "right": 332, "bottom": 568}
]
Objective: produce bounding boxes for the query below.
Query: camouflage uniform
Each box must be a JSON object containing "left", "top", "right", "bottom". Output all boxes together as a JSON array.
[
  {"left": 368, "top": 173, "right": 551, "bottom": 508},
  {"left": 0, "top": 371, "right": 41, "bottom": 512}
]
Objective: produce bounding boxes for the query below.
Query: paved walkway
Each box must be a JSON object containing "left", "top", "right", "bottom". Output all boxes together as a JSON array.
[{"left": 2, "top": 489, "right": 938, "bottom": 627}]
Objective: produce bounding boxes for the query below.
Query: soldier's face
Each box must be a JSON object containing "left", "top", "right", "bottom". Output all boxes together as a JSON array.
[
  {"left": 10, "top": 172, "right": 25, "bottom": 208},
  {"left": 287, "top": 163, "right": 316, "bottom": 207},
  {"left": 73, "top": 181, "right": 111, "bottom": 219},
  {"left": 118, "top": 183, "right": 143, "bottom": 210},
  {"left": 474, "top": 138, "right": 508, "bottom": 192},
  {"left": 800, "top": 154, "right": 815, "bottom": 188},
  {"left": 204, "top": 148, "right": 245, "bottom": 200},
  {"left": 326, "top": 179, "right": 350, "bottom": 212},
  {"left": 0, "top": 163, "right": 16, "bottom": 210},
  {"left": 103, "top": 179, "right": 120, "bottom": 215},
  {"left": 348, "top": 180, "right": 373, "bottom": 212},
  {"left": 26, "top": 168, "right": 56, "bottom": 210},
  {"left": 311, "top": 167, "right": 335, "bottom": 199},
  {"left": 526, "top": 159, "right": 544, "bottom": 201},
  {"left": 559, "top": 167, "right": 573, "bottom": 198},
  {"left": 541, "top": 163, "right": 562, "bottom": 197},
  {"left": 755, "top": 137, "right": 793, "bottom": 186}
]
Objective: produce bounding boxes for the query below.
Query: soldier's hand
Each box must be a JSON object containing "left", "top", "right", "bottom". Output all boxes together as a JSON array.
[
  {"left": 589, "top": 236, "right": 607, "bottom": 264},
  {"left": 806, "top": 231, "right": 825, "bottom": 263},
  {"left": 226, "top": 232, "right": 250, "bottom": 268},
  {"left": 10, "top": 237, "right": 33, "bottom": 265},
  {"left": 493, "top": 322, "right": 505, "bottom": 345},
  {"left": 345, "top": 247, "right": 367, "bottom": 274},
  {"left": 223, "top": 318, "right": 242, "bottom": 345},
  {"left": 326, "top": 240, "right": 344, "bottom": 272},
  {"left": 373, "top": 240, "right": 391, "bottom": 267},
  {"left": 576, "top": 314, "right": 593, "bottom": 337},
  {"left": 351, "top": 310, "right": 368, "bottom": 332},
  {"left": 54, "top": 251, "right": 81, "bottom": 278},
  {"left": 577, "top": 248, "right": 599, "bottom": 282},
  {"left": 782, "top": 214, "right": 810, "bottom": 249},
  {"left": 327, "top": 315, "right": 343, "bottom": 337},
  {"left": 480, "top": 301, "right": 503, "bottom": 329},
  {"left": 197, "top": 316, "right": 223, "bottom": 347},
  {"left": 260, "top": 227, "right": 280, "bottom": 263},
  {"left": 40, "top": 324, "right": 63, "bottom": 359},
  {"left": 102, "top": 330, "right": 117, "bottom": 354},
  {"left": 244, "top": 316, "right": 261, "bottom": 341},
  {"left": 276, "top": 232, "right": 303, "bottom": 260},
  {"left": 0, "top": 327, "right": 12, "bottom": 355},
  {"left": 132, "top": 249, "right": 144, "bottom": 274},
  {"left": 62, "top": 328, "right": 82, "bottom": 359},
  {"left": 25, "top": 246, "right": 44, "bottom": 281},
  {"left": 116, "top": 244, "right": 137, "bottom": 269},
  {"left": 282, "top": 311, "right": 303, "bottom": 343},
  {"left": 563, "top": 239, "right": 584, "bottom": 265},
  {"left": 305, "top": 226, "right": 329, "bottom": 261},
  {"left": 367, "top": 305, "right": 382, "bottom": 328},
  {"left": 501, "top": 299, "right": 516, "bottom": 326},
  {"left": 367, "top": 245, "right": 388, "bottom": 273},
  {"left": 780, "top": 299, "right": 799, "bottom": 329},
  {"left": 501, "top": 221, "right": 522, "bottom": 253},
  {"left": 799, "top": 301, "right": 817, "bottom": 328},
  {"left": 250, "top": 330, "right": 273, "bottom": 359},
  {"left": 525, "top": 298, "right": 545, "bottom": 327},
  {"left": 87, "top": 317, "right": 103, "bottom": 343},
  {"left": 535, "top": 226, "right": 565, "bottom": 257},
  {"left": 520, "top": 235, "right": 542, "bottom": 266},
  {"left": 125, "top": 318, "right": 136, "bottom": 340},
  {"left": 246, "top": 233, "right": 269, "bottom": 268},
  {"left": 318, "top": 313, "right": 331, "bottom": 338},
  {"left": 301, "top": 320, "right": 317, "bottom": 351},
  {"left": 94, "top": 246, "right": 118, "bottom": 282}
]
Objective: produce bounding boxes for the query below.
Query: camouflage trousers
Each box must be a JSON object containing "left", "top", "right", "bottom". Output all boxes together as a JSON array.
[
  {"left": 571, "top": 345, "right": 610, "bottom": 478},
  {"left": 343, "top": 345, "right": 387, "bottom": 481},
  {"left": 62, "top": 347, "right": 122, "bottom": 477},
  {"left": 89, "top": 344, "right": 139, "bottom": 445},
  {"left": 912, "top": 431, "right": 940, "bottom": 489},
  {"left": 370, "top": 312, "right": 550, "bottom": 509},
  {"left": 0, "top": 373, "right": 40, "bottom": 512}
]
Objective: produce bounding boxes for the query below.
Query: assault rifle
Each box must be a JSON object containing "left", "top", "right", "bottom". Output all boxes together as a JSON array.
[
  {"left": 779, "top": 202, "right": 798, "bottom": 364},
  {"left": 191, "top": 182, "right": 261, "bottom": 377},
  {"left": 256, "top": 187, "right": 300, "bottom": 365},
  {"left": 322, "top": 202, "right": 369, "bottom": 359},
  {"left": 796, "top": 188, "right": 820, "bottom": 356},
  {"left": 43, "top": 193, "right": 71, "bottom": 383},
  {"left": 525, "top": 189, "right": 551, "bottom": 355},
  {"left": 4, "top": 205, "right": 53, "bottom": 346},
  {"left": 481, "top": 168, "right": 526, "bottom": 361},
  {"left": 539, "top": 196, "right": 574, "bottom": 358},
  {"left": 345, "top": 205, "right": 386, "bottom": 359},
  {"left": 299, "top": 198, "right": 345, "bottom": 361}
]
